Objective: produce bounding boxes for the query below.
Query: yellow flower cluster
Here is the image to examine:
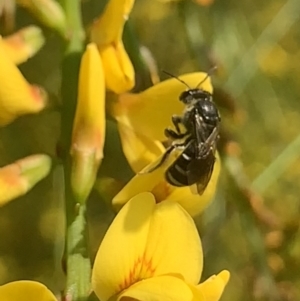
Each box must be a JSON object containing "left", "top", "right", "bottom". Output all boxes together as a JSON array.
[{"left": 0, "top": 0, "right": 229, "bottom": 300}]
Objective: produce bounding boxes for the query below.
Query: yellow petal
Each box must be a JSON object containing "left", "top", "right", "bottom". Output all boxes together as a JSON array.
[
  {"left": 166, "top": 152, "right": 221, "bottom": 217},
  {"left": 0, "top": 154, "right": 52, "bottom": 207},
  {"left": 0, "top": 280, "right": 57, "bottom": 301},
  {"left": 92, "top": 192, "right": 156, "bottom": 301},
  {"left": 90, "top": 0, "right": 135, "bottom": 45},
  {"left": 112, "top": 157, "right": 167, "bottom": 211},
  {"left": 91, "top": 0, "right": 135, "bottom": 94},
  {"left": 111, "top": 72, "right": 213, "bottom": 141},
  {"left": 71, "top": 43, "right": 106, "bottom": 204},
  {"left": 99, "top": 41, "right": 135, "bottom": 93},
  {"left": 92, "top": 192, "right": 203, "bottom": 301},
  {"left": 118, "top": 275, "right": 199, "bottom": 301},
  {"left": 2, "top": 26, "right": 45, "bottom": 65},
  {"left": 0, "top": 37, "right": 47, "bottom": 126},
  {"left": 116, "top": 114, "right": 165, "bottom": 173},
  {"left": 143, "top": 199, "right": 203, "bottom": 283},
  {"left": 113, "top": 152, "right": 220, "bottom": 217},
  {"left": 197, "top": 270, "right": 230, "bottom": 301}
]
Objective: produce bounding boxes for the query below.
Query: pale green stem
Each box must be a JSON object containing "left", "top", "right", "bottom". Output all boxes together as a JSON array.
[
  {"left": 252, "top": 133, "right": 300, "bottom": 194},
  {"left": 224, "top": 0, "right": 300, "bottom": 97},
  {"left": 59, "top": 0, "right": 90, "bottom": 300}
]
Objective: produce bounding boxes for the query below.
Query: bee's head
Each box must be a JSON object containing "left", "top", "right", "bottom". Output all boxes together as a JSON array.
[{"left": 179, "top": 89, "right": 212, "bottom": 104}]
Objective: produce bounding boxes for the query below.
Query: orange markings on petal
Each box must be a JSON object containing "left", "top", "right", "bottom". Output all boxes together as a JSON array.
[{"left": 119, "top": 255, "right": 156, "bottom": 292}]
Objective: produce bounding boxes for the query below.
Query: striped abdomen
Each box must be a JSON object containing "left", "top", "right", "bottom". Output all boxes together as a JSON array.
[{"left": 165, "top": 143, "right": 195, "bottom": 187}]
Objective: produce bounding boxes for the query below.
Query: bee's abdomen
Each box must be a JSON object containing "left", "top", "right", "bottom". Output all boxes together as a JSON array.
[{"left": 165, "top": 145, "right": 195, "bottom": 186}]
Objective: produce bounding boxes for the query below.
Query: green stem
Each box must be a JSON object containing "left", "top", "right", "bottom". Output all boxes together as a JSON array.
[
  {"left": 65, "top": 204, "right": 91, "bottom": 301},
  {"left": 59, "top": 1, "right": 90, "bottom": 300},
  {"left": 251, "top": 133, "right": 300, "bottom": 194},
  {"left": 176, "top": 0, "right": 211, "bottom": 70},
  {"left": 123, "top": 21, "right": 153, "bottom": 91},
  {"left": 61, "top": 0, "right": 85, "bottom": 54},
  {"left": 224, "top": 155, "right": 281, "bottom": 301}
]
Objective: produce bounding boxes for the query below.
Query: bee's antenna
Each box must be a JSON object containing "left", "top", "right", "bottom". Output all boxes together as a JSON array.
[
  {"left": 162, "top": 70, "right": 191, "bottom": 89},
  {"left": 195, "top": 66, "right": 218, "bottom": 89}
]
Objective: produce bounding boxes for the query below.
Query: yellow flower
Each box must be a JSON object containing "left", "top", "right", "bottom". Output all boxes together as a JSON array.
[
  {"left": 71, "top": 43, "right": 106, "bottom": 204},
  {"left": 0, "top": 281, "right": 56, "bottom": 301},
  {"left": 0, "top": 154, "right": 52, "bottom": 207},
  {"left": 110, "top": 72, "right": 213, "bottom": 172},
  {"left": 109, "top": 72, "right": 220, "bottom": 216},
  {"left": 0, "top": 37, "right": 47, "bottom": 126},
  {"left": 92, "top": 192, "right": 229, "bottom": 301},
  {"left": 90, "top": 0, "right": 135, "bottom": 93}
]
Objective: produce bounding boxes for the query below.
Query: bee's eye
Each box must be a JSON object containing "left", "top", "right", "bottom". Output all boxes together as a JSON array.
[
  {"left": 179, "top": 91, "right": 188, "bottom": 101},
  {"left": 179, "top": 91, "right": 192, "bottom": 103}
]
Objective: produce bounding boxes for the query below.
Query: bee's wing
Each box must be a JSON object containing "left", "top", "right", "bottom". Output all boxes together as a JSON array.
[
  {"left": 139, "top": 144, "right": 176, "bottom": 174},
  {"left": 193, "top": 113, "right": 206, "bottom": 158},
  {"left": 187, "top": 150, "right": 215, "bottom": 195}
]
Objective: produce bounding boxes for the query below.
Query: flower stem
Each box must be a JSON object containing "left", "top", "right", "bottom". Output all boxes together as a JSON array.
[
  {"left": 60, "top": 0, "right": 85, "bottom": 54},
  {"left": 59, "top": 0, "right": 90, "bottom": 300},
  {"left": 65, "top": 204, "right": 91, "bottom": 301}
]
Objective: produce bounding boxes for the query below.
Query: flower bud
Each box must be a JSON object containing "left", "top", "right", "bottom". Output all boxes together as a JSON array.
[
  {"left": 71, "top": 43, "right": 106, "bottom": 204},
  {"left": 90, "top": 0, "right": 135, "bottom": 93},
  {"left": 17, "top": 0, "right": 66, "bottom": 35},
  {"left": 0, "top": 38, "right": 47, "bottom": 126},
  {"left": 2, "top": 26, "right": 45, "bottom": 64},
  {"left": 0, "top": 155, "right": 52, "bottom": 207}
]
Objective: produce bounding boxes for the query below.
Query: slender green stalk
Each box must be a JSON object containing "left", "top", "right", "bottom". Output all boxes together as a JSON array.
[
  {"left": 224, "top": 0, "right": 300, "bottom": 97},
  {"left": 123, "top": 22, "right": 153, "bottom": 91},
  {"left": 176, "top": 0, "right": 209, "bottom": 69},
  {"left": 224, "top": 155, "right": 281, "bottom": 301},
  {"left": 59, "top": 1, "right": 90, "bottom": 300},
  {"left": 61, "top": 0, "right": 85, "bottom": 54},
  {"left": 252, "top": 133, "right": 300, "bottom": 194}
]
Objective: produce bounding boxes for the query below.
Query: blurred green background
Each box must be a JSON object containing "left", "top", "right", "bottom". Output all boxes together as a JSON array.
[{"left": 1, "top": 0, "right": 300, "bottom": 300}]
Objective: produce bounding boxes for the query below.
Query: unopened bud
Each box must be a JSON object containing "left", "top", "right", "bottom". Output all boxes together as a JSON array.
[
  {"left": 71, "top": 44, "right": 106, "bottom": 204},
  {"left": 17, "top": 0, "right": 66, "bottom": 35},
  {"left": 0, "top": 38, "right": 47, "bottom": 126},
  {"left": 2, "top": 26, "right": 45, "bottom": 64},
  {"left": 0, "top": 154, "right": 52, "bottom": 206}
]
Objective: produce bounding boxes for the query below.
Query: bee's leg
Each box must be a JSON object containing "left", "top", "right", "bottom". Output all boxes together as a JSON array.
[
  {"left": 164, "top": 128, "right": 187, "bottom": 139},
  {"left": 139, "top": 145, "right": 175, "bottom": 174},
  {"left": 171, "top": 115, "right": 183, "bottom": 134},
  {"left": 165, "top": 115, "right": 189, "bottom": 140}
]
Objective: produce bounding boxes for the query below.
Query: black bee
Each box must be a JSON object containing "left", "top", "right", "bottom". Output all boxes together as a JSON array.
[{"left": 143, "top": 71, "right": 220, "bottom": 195}]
